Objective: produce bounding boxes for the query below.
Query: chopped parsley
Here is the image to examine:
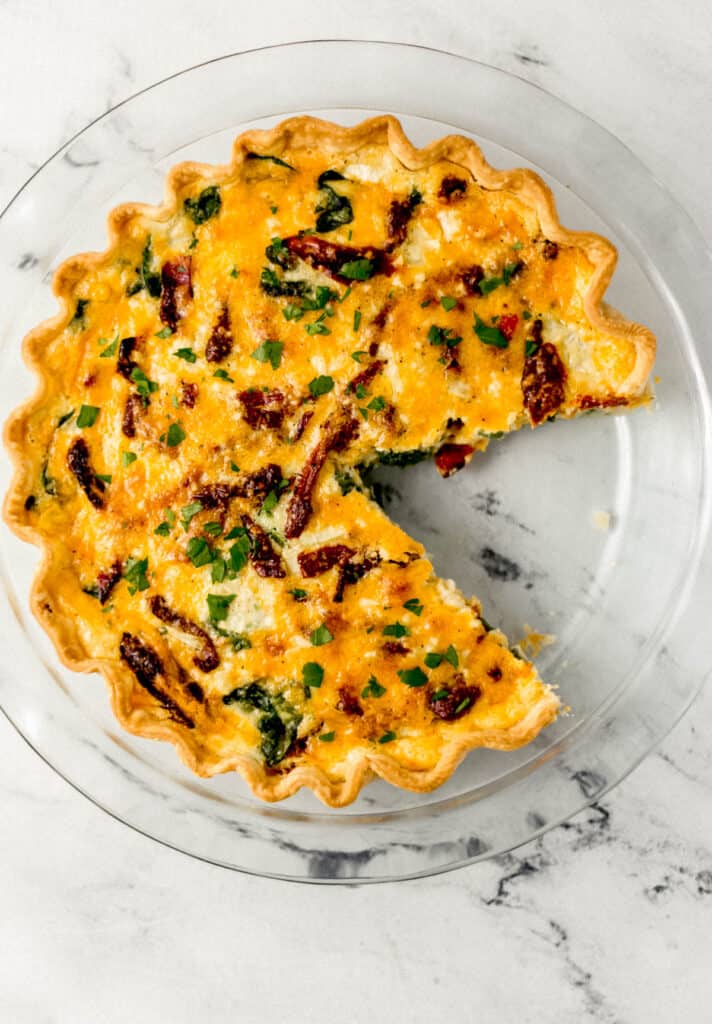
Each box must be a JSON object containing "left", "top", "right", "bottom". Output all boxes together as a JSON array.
[
  {"left": 207, "top": 593, "right": 235, "bottom": 623},
  {"left": 302, "top": 662, "right": 324, "bottom": 689},
  {"left": 522, "top": 310, "right": 533, "bottom": 321},
  {"left": 478, "top": 262, "right": 522, "bottom": 295},
  {"left": 428, "top": 324, "right": 462, "bottom": 348},
  {"left": 339, "top": 258, "right": 375, "bottom": 281},
  {"left": 398, "top": 667, "right": 428, "bottom": 688},
  {"left": 229, "top": 534, "right": 251, "bottom": 573},
  {"left": 184, "top": 185, "right": 222, "bottom": 225},
  {"left": 424, "top": 652, "right": 444, "bottom": 669},
  {"left": 382, "top": 622, "right": 409, "bottom": 638},
  {"left": 95, "top": 473, "right": 112, "bottom": 484},
  {"left": 123, "top": 556, "right": 149, "bottom": 595},
  {"left": 203, "top": 522, "right": 222, "bottom": 537},
  {"left": 282, "top": 304, "right": 304, "bottom": 321},
  {"left": 351, "top": 349, "right": 367, "bottom": 362},
  {"left": 403, "top": 598, "right": 424, "bottom": 616},
  {"left": 474, "top": 314, "right": 508, "bottom": 349},
  {"left": 174, "top": 347, "right": 197, "bottom": 363},
  {"left": 309, "top": 375, "right": 334, "bottom": 397},
  {"left": 353, "top": 310, "right": 362, "bottom": 332},
  {"left": 229, "top": 267, "right": 240, "bottom": 279},
  {"left": 305, "top": 321, "right": 330, "bottom": 336},
  {"left": 444, "top": 644, "right": 459, "bottom": 667},
  {"left": 378, "top": 731, "right": 396, "bottom": 744},
  {"left": 319, "top": 731, "right": 336, "bottom": 743},
  {"left": 251, "top": 339, "right": 283, "bottom": 370},
  {"left": 310, "top": 623, "right": 334, "bottom": 646},
  {"left": 130, "top": 366, "right": 159, "bottom": 400},
  {"left": 165, "top": 422, "right": 186, "bottom": 447},
  {"left": 288, "top": 588, "right": 308, "bottom": 601},
  {"left": 180, "top": 501, "right": 203, "bottom": 529},
  {"left": 154, "top": 521, "right": 171, "bottom": 537},
  {"left": 99, "top": 336, "right": 119, "bottom": 358},
  {"left": 368, "top": 396, "right": 386, "bottom": 413},
  {"left": 213, "top": 369, "right": 234, "bottom": 382},
  {"left": 76, "top": 404, "right": 100, "bottom": 428},
  {"left": 455, "top": 696, "right": 472, "bottom": 714},
  {"left": 155, "top": 326, "right": 173, "bottom": 339},
  {"left": 440, "top": 296, "right": 458, "bottom": 311},
  {"left": 361, "top": 676, "right": 386, "bottom": 699},
  {"left": 121, "top": 451, "right": 137, "bottom": 467},
  {"left": 186, "top": 537, "right": 213, "bottom": 568}
]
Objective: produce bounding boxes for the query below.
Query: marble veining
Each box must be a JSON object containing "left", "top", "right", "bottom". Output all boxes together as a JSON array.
[{"left": 0, "top": 4, "right": 711, "bottom": 1023}]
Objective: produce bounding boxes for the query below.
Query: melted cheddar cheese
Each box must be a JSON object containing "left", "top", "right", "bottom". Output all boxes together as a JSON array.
[{"left": 5, "top": 116, "right": 654, "bottom": 804}]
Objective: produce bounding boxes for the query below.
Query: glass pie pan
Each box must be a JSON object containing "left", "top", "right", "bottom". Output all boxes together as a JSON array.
[{"left": 0, "top": 40, "right": 710, "bottom": 883}]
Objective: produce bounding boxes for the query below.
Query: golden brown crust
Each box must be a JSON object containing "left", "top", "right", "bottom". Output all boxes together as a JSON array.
[{"left": 3, "top": 115, "right": 652, "bottom": 806}]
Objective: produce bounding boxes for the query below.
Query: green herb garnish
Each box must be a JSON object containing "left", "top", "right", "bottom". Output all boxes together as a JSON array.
[
  {"left": 186, "top": 537, "right": 213, "bottom": 567},
  {"left": 76, "top": 404, "right": 100, "bottom": 428},
  {"left": 361, "top": 676, "right": 386, "bottom": 699},
  {"left": 403, "top": 598, "right": 423, "bottom": 616},
  {"left": 302, "top": 662, "right": 324, "bottom": 689},
  {"left": 474, "top": 314, "right": 508, "bottom": 349},
  {"left": 310, "top": 623, "right": 334, "bottom": 646},
  {"left": 207, "top": 593, "right": 235, "bottom": 623},
  {"left": 398, "top": 667, "right": 428, "bottom": 688},
  {"left": 123, "top": 556, "right": 149, "bottom": 595},
  {"left": 165, "top": 422, "right": 186, "bottom": 447},
  {"left": 184, "top": 185, "right": 222, "bottom": 225},
  {"left": 174, "top": 347, "right": 197, "bottom": 363},
  {"left": 309, "top": 375, "right": 334, "bottom": 397},
  {"left": 251, "top": 339, "right": 283, "bottom": 370}
]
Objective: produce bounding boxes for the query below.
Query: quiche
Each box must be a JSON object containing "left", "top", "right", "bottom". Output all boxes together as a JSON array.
[{"left": 3, "top": 116, "right": 655, "bottom": 806}]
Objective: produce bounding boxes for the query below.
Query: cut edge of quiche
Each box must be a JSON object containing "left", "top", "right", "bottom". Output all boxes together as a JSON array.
[{"left": 3, "top": 115, "right": 655, "bottom": 806}]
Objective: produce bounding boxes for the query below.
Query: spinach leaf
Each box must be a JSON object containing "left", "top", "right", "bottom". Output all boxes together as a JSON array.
[
  {"left": 184, "top": 186, "right": 222, "bottom": 225},
  {"left": 246, "top": 152, "right": 295, "bottom": 171},
  {"left": 222, "top": 682, "right": 300, "bottom": 765},
  {"left": 315, "top": 171, "right": 353, "bottom": 233}
]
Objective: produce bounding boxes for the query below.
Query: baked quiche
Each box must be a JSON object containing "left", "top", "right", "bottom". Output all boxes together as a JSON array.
[{"left": 3, "top": 116, "right": 655, "bottom": 806}]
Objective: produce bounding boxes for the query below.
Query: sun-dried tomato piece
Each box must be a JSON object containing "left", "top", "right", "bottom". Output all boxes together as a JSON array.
[
  {"left": 498, "top": 314, "right": 519, "bottom": 341},
  {"left": 284, "top": 418, "right": 358, "bottom": 539},
  {"left": 460, "top": 264, "right": 484, "bottom": 295},
  {"left": 67, "top": 438, "right": 105, "bottom": 509},
  {"left": 149, "top": 594, "right": 220, "bottom": 673},
  {"left": 298, "top": 544, "right": 354, "bottom": 578},
  {"left": 121, "top": 393, "right": 143, "bottom": 438},
  {"left": 180, "top": 381, "right": 198, "bottom": 408},
  {"left": 439, "top": 176, "right": 467, "bottom": 200},
  {"left": 238, "top": 389, "right": 286, "bottom": 430},
  {"left": 542, "top": 239, "right": 559, "bottom": 260},
  {"left": 205, "top": 304, "right": 233, "bottom": 363},
  {"left": 429, "top": 676, "right": 481, "bottom": 721},
  {"left": 241, "top": 514, "right": 286, "bottom": 578},
  {"left": 284, "top": 235, "right": 393, "bottom": 282},
  {"left": 348, "top": 359, "right": 385, "bottom": 394},
  {"left": 96, "top": 560, "right": 122, "bottom": 604},
  {"left": 337, "top": 686, "right": 363, "bottom": 717},
  {"left": 160, "top": 258, "right": 192, "bottom": 331},
  {"left": 119, "top": 632, "right": 194, "bottom": 728},
  {"left": 521, "top": 323, "right": 567, "bottom": 425},
  {"left": 116, "top": 336, "right": 138, "bottom": 380},
  {"left": 434, "top": 443, "right": 475, "bottom": 478}
]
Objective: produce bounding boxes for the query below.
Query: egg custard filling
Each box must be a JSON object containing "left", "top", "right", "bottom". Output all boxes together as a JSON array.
[{"left": 4, "top": 116, "right": 655, "bottom": 805}]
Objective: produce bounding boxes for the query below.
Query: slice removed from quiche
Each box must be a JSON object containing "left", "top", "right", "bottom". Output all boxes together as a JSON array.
[{"left": 3, "top": 116, "right": 655, "bottom": 805}]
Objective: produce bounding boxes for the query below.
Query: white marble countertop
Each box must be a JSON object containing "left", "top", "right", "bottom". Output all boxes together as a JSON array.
[{"left": 1, "top": 3, "right": 711, "bottom": 1021}]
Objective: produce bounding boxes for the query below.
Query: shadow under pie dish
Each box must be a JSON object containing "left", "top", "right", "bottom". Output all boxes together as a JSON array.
[{"left": 3, "top": 115, "right": 655, "bottom": 807}]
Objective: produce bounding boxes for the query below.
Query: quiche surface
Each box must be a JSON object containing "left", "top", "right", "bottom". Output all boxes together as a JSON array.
[{"left": 4, "top": 116, "right": 655, "bottom": 806}]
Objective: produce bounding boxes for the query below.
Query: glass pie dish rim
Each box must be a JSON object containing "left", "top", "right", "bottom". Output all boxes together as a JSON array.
[{"left": 0, "top": 38, "right": 710, "bottom": 882}]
